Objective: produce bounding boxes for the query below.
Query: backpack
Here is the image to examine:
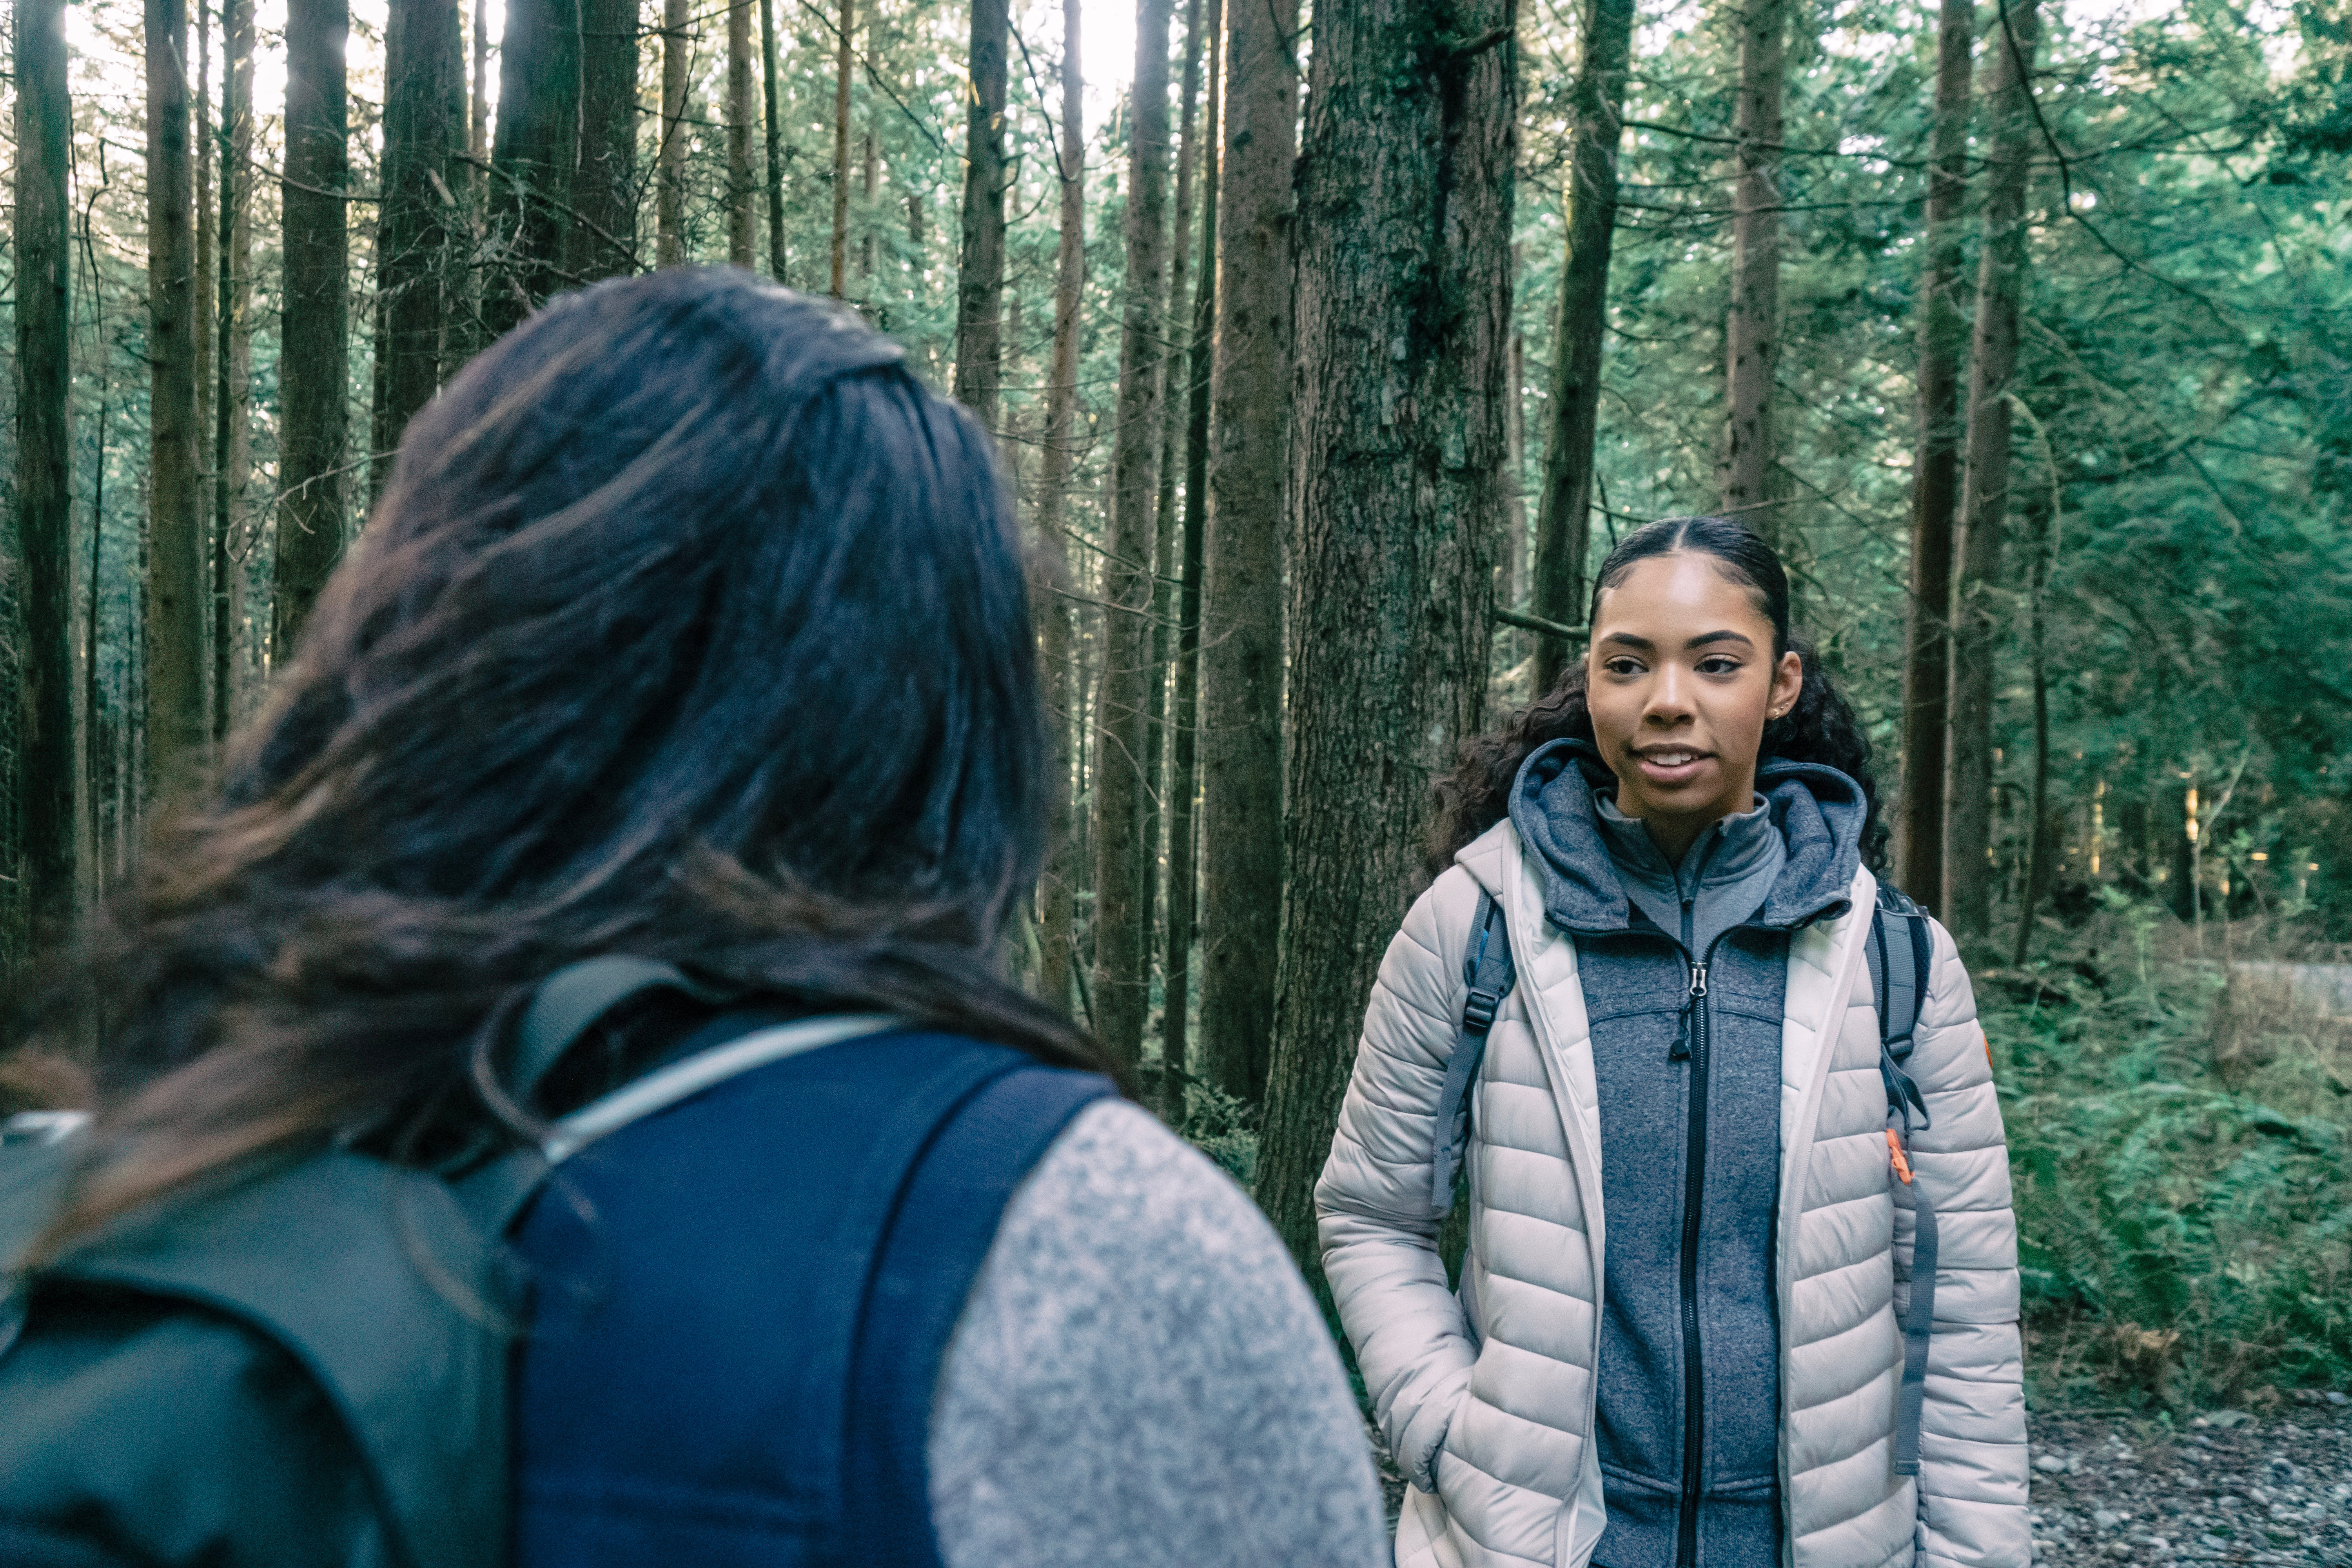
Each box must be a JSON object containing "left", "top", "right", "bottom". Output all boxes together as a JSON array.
[
  {"left": 0, "top": 958, "right": 898, "bottom": 1568},
  {"left": 1426, "top": 880, "right": 1941, "bottom": 1477}
]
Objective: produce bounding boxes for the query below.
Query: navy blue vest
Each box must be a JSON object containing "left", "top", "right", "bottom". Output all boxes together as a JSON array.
[{"left": 510, "top": 1026, "right": 1113, "bottom": 1567}]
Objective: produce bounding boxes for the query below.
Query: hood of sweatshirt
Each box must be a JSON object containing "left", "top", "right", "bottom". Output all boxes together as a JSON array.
[{"left": 1506, "top": 738, "right": 1866, "bottom": 939}]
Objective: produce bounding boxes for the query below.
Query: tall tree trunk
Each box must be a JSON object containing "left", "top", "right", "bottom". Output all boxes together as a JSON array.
[
  {"left": 1197, "top": 0, "right": 1299, "bottom": 1102},
  {"left": 215, "top": 0, "right": 255, "bottom": 744},
  {"left": 1033, "top": 0, "right": 1087, "bottom": 1015},
  {"left": 659, "top": 0, "right": 690, "bottom": 265},
  {"left": 377, "top": 0, "right": 467, "bottom": 500},
  {"left": 1140, "top": 0, "right": 1207, "bottom": 1090},
  {"left": 952, "top": 0, "right": 1009, "bottom": 430},
  {"left": 1092, "top": 0, "right": 1175, "bottom": 1074},
  {"left": 1532, "top": 0, "right": 1633, "bottom": 695},
  {"left": 1944, "top": 0, "right": 2040, "bottom": 944},
  {"left": 15, "top": 0, "right": 74, "bottom": 933},
  {"left": 470, "top": 0, "right": 489, "bottom": 158},
  {"left": 276, "top": 0, "right": 351, "bottom": 659},
  {"left": 195, "top": 1, "right": 215, "bottom": 675},
  {"left": 830, "top": 0, "right": 855, "bottom": 295},
  {"left": 727, "top": 0, "right": 756, "bottom": 265},
  {"left": 1719, "top": 0, "right": 1787, "bottom": 545},
  {"left": 760, "top": 0, "right": 788, "bottom": 281},
  {"left": 859, "top": 130, "right": 878, "bottom": 278},
  {"left": 572, "top": 0, "right": 639, "bottom": 279},
  {"left": 1256, "top": 0, "right": 1516, "bottom": 1272},
  {"left": 1163, "top": 0, "right": 1222, "bottom": 1115},
  {"left": 147, "top": 0, "right": 206, "bottom": 801},
  {"left": 486, "top": 0, "right": 581, "bottom": 330},
  {"left": 1896, "top": 0, "right": 1975, "bottom": 913},
  {"left": 1504, "top": 330, "right": 1525, "bottom": 609},
  {"left": 2013, "top": 502, "right": 2053, "bottom": 965}
]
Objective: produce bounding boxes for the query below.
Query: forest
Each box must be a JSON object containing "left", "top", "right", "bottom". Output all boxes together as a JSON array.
[{"left": 5, "top": 0, "right": 2352, "bottom": 1408}]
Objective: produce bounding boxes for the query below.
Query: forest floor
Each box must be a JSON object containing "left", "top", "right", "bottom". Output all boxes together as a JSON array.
[{"left": 1366, "top": 1401, "right": 2352, "bottom": 1564}]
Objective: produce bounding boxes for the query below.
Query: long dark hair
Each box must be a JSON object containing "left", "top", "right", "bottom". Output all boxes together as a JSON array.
[
  {"left": 16, "top": 268, "right": 1103, "bottom": 1247},
  {"left": 1432, "top": 515, "right": 1889, "bottom": 873}
]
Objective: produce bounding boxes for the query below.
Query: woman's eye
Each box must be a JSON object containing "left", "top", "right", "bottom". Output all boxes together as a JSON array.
[
  {"left": 1697, "top": 657, "right": 1741, "bottom": 675},
  {"left": 1604, "top": 658, "right": 1644, "bottom": 677}
]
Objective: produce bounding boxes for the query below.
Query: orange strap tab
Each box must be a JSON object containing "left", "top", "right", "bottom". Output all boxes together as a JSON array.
[{"left": 1886, "top": 1129, "right": 1914, "bottom": 1185}]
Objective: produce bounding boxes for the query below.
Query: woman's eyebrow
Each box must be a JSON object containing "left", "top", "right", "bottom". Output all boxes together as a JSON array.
[{"left": 1686, "top": 630, "right": 1755, "bottom": 650}]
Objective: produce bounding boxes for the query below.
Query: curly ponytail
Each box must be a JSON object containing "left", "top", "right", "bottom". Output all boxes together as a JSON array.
[{"left": 1428, "top": 517, "right": 1889, "bottom": 875}]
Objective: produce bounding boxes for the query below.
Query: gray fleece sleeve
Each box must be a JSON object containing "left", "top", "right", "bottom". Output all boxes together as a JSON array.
[{"left": 927, "top": 1098, "right": 1391, "bottom": 1568}]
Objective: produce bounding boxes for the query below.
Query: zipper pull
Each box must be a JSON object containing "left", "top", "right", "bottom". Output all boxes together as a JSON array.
[{"left": 1669, "top": 963, "right": 1706, "bottom": 1062}]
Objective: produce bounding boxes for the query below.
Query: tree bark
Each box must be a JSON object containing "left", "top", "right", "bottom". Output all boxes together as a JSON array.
[
  {"left": 471, "top": 0, "right": 489, "bottom": 158},
  {"left": 276, "top": 0, "right": 352, "bottom": 659},
  {"left": 486, "top": 0, "right": 581, "bottom": 329},
  {"left": 572, "top": 0, "right": 639, "bottom": 279},
  {"left": 1944, "top": 0, "right": 2040, "bottom": 944},
  {"left": 376, "top": 0, "right": 467, "bottom": 500},
  {"left": 1256, "top": 0, "right": 1517, "bottom": 1272},
  {"left": 1092, "top": 0, "right": 1176, "bottom": 1074},
  {"left": 952, "top": 0, "right": 1010, "bottom": 431},
  {"left": 1504, "top": 330, "right": 1525, "bottom": 620},
  {"left": 659, "top": 0, "right": 690, "bottom": 265},
  {"left": 215, "top": 0, "right": 255, "bottom": 743},
  {"left": 1896, "top": 0, "right": 1974, "bottom": 913},
  {"left": 2013, "top": 503, "right": 2053, "bottom": 966},
  {"left": 728, "top": 0, "right": 756, "bottom": 265},
  {"left": 1719, "top": 0, "right": 1787, "bottom": 546},
  {"left": 1197, "top": 0, "right": 1299, "bottom": 1102},
  {"left": 148, "top": 0, "right": 207, "bottom": 801},
  {"left": 760, "top": 0, "right": 788, "bottom": 281},
  {"left": 1532, "top": 0, "right": 1633, "bottom": 695},
  {"left": 1163, "top": 0, "right": 1222, "bottom": 1115},
  {"left": 859, "top": 130, "right": 878, "bottom": 278},
  {"left": 830, "top": 0, "right": 855, "bottom": 295},
  {"left": 1033, "top": 0, "right": 1087, "bottom": 1014},
  {"left": 195, "top": 2, "right": 215, "bottom": 650},
  {"left": 15, "top": 0, "right": 74, "bottom": 933},
  {"left": 1140, "top": 0, "right": 1208, "bottom": 1087}
]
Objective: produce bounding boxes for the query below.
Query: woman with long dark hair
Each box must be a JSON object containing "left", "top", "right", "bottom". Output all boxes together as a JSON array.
[
  {"left": 0, "top": 271, "right": 1387, "bottom": 1567},
  {"left": 1316, "top": 518, "right": 2027, "bottom": 1568}
]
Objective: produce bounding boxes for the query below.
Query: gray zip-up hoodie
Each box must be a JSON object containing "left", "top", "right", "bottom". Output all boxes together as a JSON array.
[{"left": 1508, "top": 740, "right": 1865, "bottom": 1568}]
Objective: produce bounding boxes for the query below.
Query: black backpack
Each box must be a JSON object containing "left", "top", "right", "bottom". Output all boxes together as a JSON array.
[
  {"left": 1427, "top": 881, "right": 1941, "bottom": 1477},
  {"left": 0, "top": 958, "right": 889, "bottom": 1568}
]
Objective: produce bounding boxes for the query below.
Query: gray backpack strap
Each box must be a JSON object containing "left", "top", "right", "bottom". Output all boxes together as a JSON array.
[
  {"left": 1868, "top": 884, "right": 1939, "bottom": 1477},
  {"left": 456, "top": 956, "right": 740, "bottom": 1237},
  {"left": 1893, "top": 1156, "right": 1939, "bottom": 1477},
  {"left": 510, "top": 956, "right": 737, "bottom": 1104},
  {"left": 1430, "top": 893, "right": 1516, "bottom": 1212}
]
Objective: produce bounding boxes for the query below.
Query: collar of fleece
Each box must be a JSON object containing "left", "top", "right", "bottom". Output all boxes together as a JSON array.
[{"left": 1506, "top": 738, "right": 1865, "bottom": 939}]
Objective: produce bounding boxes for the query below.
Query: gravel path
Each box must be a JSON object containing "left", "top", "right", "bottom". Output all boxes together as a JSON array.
[
  {"left": 2031, "top": 1401, "right": 2352, "bottom": 1566},
  {"left": 1371, "top": 1402, "right": 2352, "bottom": 1563}
]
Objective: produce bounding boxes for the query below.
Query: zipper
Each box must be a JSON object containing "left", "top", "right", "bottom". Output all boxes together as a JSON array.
[
  {"left": 1676, "top": 943, "right": 1710, "bottom": 1568},
  {"left": 1662, "top": 829, "right": 1729, "bottom": 1567}
]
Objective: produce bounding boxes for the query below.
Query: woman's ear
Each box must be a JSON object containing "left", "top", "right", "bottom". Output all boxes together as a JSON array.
[{"left": 1767, "top": 650, "right": 1804, "bottom": 721}]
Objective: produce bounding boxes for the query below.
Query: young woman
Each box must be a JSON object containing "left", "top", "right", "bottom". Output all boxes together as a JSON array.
[
  {"left": 0, "top": 270, "right": 1388, "bottom": 1567},
  {"left": 1318, "top": 518, "right": 2027, "bottom": 1568}
]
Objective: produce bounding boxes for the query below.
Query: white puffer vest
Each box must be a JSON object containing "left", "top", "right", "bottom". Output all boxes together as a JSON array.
[{"left": 1316, "top": 819, "right": 2029, "bottom": 1568}]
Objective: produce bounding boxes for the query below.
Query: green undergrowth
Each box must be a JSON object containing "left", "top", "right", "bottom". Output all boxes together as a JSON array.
[{"left": 1991, "top": 898, "right": 2352, "bottom": 1411}]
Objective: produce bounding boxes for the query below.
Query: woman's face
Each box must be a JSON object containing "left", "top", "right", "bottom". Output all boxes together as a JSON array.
[{"left": 1583, "top": 552, "right": 1804, "bottom": 852}]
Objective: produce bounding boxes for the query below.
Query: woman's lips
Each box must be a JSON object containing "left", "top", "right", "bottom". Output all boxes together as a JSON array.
[{"left": 1632, "top": 748, "right": 1711, "bottom": 788}]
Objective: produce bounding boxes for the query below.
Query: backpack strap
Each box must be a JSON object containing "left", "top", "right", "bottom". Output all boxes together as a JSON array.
[
  {"left": 1430, "top": 893, "right": 1517, "bottom": 1212},
  {"left": 458, "top": 957, "right": 893, "bottom": 1237},
  {"left": 1868, "top": 882, "right": 1939, "bottom": 1477}
]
